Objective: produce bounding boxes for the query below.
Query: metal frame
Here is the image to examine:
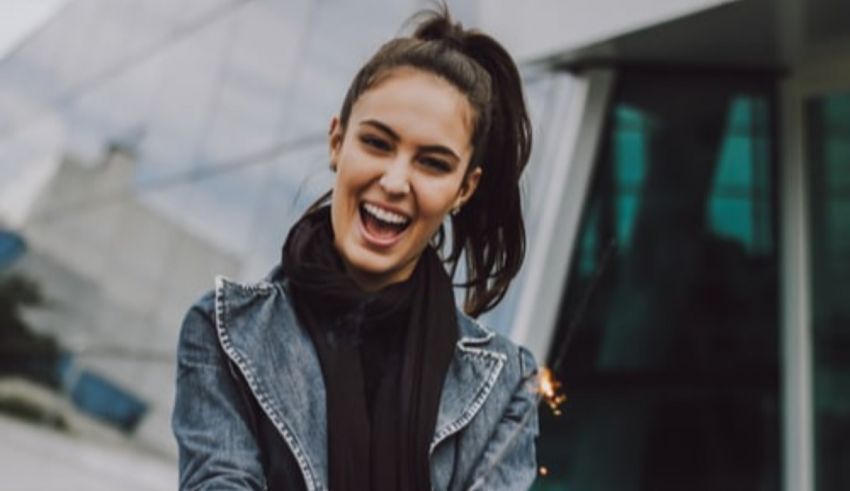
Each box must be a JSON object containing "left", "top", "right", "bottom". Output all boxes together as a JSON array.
[
  {"left": 779, "top": 74, "right": 815, "bottom": 491},
  {"left": 510, "top": 68, "right": 615, "bottom": 362},
  {"left": 781, "top": 53, "right": 850, "bottom": 491}
]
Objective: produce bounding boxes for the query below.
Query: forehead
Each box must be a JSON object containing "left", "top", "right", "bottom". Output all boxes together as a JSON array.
[{"left": 349, "top": 67, "right": 474, "bottom": 155}]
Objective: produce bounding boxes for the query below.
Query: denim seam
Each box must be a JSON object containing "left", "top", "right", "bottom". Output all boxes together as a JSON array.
[
  {"left": 429, "top": 348, "right": 506, "bottom": 455},
  {"left": 214, "top": 276, "right": 321, "bottom": 491}
]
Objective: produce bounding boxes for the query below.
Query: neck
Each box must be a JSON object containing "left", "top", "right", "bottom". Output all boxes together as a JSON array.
[{"left": 335, "top": 247, "right": 421, "bottom": 293}]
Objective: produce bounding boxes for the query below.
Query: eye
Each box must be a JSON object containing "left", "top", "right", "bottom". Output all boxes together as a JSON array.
[
  {"left": 420, "top": 156, "right": 451, "bottom": 172},
  {"left": 360, "top": 135, "right": 391, "bottom": 151}
]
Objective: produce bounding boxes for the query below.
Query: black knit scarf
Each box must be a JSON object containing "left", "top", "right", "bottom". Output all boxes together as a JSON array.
[{"left": 281, "top": 206, "right": 458, "bottom": 491}]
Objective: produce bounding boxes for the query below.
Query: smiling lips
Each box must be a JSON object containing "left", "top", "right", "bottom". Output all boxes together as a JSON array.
[{"left": 359, "top": 202, "right": 411, "bottom": 247}]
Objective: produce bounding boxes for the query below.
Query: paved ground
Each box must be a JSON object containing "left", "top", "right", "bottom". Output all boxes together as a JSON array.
[{"left": 0, "top": 414, "right": 175, "bottom": 490}]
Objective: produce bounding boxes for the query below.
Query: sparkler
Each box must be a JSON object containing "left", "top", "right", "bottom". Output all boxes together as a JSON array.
[
  {"left": 469, "top": 238, "right": 617, "bottom": 487},
  {"left": 536, "top": 237, "right": 616, "bottom": 418},
  {"left": 467, "top": 368, "right": 567, "bottom": 489},
  {"left": 538, "top": 367, "right": 567, "bottom": 416}
]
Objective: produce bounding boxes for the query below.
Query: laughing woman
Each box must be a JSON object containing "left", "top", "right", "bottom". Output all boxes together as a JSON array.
[{"left": 172, "top": 7, "right": 538, "bottom": 491}]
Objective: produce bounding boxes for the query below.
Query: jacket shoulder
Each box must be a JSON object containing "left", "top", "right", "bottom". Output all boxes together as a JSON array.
[
  {"left": 175, "top": 289, "right": 221, "bottom": 368},
  {"left": 189, "top": 288, "right": 216, "bottom": 316},
  {"left": 180, "top": 289, "right": 216, "bottom": 336}
]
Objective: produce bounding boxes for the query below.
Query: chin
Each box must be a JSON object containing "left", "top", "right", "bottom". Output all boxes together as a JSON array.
[{"left": 352, "top": 254, "right": 397, "bottom": 276}]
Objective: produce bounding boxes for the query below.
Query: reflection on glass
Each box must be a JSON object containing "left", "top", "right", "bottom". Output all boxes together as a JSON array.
[
  {"left": 534, "top": 70, "right": 780, "bottom": 491},
  {"left": 806, "top": 92, "right": 850, "bottom": 491}
]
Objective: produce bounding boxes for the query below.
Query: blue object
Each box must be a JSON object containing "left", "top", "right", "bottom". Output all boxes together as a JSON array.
[
  {"left": 69, "top": 370, "right": 148, "bottom": 432},
  {"left": 0, "top": 230, "right": 26, "bottom": 270}
]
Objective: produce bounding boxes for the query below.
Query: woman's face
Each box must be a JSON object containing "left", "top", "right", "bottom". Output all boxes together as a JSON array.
[{"left": 329, "top": 66, "right": 481, "bottom": 291}]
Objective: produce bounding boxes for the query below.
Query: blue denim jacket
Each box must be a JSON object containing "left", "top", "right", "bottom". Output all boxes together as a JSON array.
[{"left": 172, "top": 267, "right": 539, "bottom": 490}]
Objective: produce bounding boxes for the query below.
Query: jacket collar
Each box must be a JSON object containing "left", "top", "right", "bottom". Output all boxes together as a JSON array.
[
  {"left": 214, "top": 272, "right": 505, "bottom": 489},
  {"left": 214, "top": 275, "right": 327, "bottom": 490},
  {"left": 431, "top": 309, "right": 506, "bottom": 454}
]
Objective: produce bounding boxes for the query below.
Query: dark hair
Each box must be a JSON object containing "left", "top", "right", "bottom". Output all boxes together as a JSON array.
[{"left": 330, "top": 6, "right": 531, "bottom": 317}]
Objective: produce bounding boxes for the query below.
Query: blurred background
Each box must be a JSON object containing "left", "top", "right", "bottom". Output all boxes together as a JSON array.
[{"left": 0, "top": 0, "right": 847, "bottom": 490}]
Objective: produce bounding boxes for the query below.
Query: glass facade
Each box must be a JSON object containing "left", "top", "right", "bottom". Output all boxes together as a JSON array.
[
  {"left": 535, "top": 69, "right": 781, "bottom": 490},
  {"left": 806, "top": 92, "right": 850, "bottom": 491}
]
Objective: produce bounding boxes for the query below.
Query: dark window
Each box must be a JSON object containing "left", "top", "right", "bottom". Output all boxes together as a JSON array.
[
  {"left": 806, "top": 92, "right": 850, "bottom": 491},
  {"left": 535, "top": 69, "right": 781, "bottom": 491}
]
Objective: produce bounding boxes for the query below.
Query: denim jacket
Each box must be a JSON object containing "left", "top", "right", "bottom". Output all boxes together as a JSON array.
[{"left": 172, "top": 267, "right": 540, "bottom": 490}]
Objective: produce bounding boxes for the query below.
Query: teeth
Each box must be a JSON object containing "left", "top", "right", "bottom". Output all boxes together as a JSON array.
[{"left": 363, "top": 203, "right": 409, "bottom": 225}]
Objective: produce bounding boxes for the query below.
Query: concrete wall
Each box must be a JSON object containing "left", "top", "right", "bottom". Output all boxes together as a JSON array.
[{"left": 17, "top": 153, "right": 239, "bottom": 456}]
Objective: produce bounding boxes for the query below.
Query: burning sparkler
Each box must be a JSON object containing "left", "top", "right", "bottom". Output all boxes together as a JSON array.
[
  {"left": 470, "top": 238, "right": 617, "bottom": 487},
  {"left": 538, "top": 367, "right": 567, "bottom": 416}
]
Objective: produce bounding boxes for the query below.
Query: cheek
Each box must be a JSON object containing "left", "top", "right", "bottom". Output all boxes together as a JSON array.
[
  {"left": 414, "top": 182, "right": 458, "bottom": 223},
  {"left": 335, "top": 154, "right": 368, "bottom": 196},
  {"left": 332, "top": 155, "right": 366, "bottom": 231},
  {"left": 338, "top": 145, "right": 382, "bottom": 186}
]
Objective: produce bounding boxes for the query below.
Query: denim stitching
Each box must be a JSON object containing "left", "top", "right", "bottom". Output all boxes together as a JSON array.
[
  {"left": 213, "top": 275, "right": 511, "bottom": 490},
  {"left": 214, "top": 276, "right": 321, "bottom": 491},
  {"left": 429, "top": 348, "right": 505, "bottom": 454}
]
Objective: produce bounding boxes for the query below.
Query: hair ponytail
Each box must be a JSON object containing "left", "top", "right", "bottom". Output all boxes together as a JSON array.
[
  {"left": 447, "top": 31, "right": 531, "bottom": 316},
  {"left": 336, "top": 5, "right": 531, "bottom": 317}
]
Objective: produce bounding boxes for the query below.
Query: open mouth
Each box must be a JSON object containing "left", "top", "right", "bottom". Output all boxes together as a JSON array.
[{"left": 359, "top": 202, "right": 411, "bottom": 244}]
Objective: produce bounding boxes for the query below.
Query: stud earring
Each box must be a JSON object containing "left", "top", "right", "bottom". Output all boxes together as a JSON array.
[{"left": 451, "top": 206, "right": 461, "bottom": 216}]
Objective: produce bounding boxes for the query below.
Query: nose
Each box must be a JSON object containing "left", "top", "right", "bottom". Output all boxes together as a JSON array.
[{"left": 379, "top": 157, "right": 411, "bottom": 196}]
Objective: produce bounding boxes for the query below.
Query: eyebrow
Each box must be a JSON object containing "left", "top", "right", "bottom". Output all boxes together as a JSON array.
[{"left": 360, "top": 119, "right": 461, "bottom": 162}]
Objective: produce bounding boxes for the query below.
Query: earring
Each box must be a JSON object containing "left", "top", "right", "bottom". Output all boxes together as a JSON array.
[
  {"left": 451, "top": 206, "right": 461, "bottom": 216},
  {"left": 329, "top": 162, "right": 337, "bottom": 172}
]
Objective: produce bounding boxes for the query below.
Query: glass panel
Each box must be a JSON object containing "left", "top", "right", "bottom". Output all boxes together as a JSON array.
[
  {"left": 534, "top": 70, "right": 780, "bottom": 491},
  {"left": 806, "top": 92, "right": 850, "bottom": 491}
]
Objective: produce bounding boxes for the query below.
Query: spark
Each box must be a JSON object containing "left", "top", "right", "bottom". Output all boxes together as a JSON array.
[
  {"left": 538, "top": 367, "right": 567, "bottom": 416},
  {"left": 468, "top": 367, "right": 566, "bottom": 489}
]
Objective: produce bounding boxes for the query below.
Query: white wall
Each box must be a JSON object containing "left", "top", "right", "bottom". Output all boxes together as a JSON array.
[{"left": 476, "top": 0, "right": 739, "bottom": 62}]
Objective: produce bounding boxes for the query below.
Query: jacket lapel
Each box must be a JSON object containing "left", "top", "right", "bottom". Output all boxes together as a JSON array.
[
  {"left": 213, "top": 274, "right": 506, "bottom": 489},
  {"left": 430, "top": 314, "right": 506, "bottom": 454},
  {"left": 214, "top": 276, "right": 328, "bottom": 491}
]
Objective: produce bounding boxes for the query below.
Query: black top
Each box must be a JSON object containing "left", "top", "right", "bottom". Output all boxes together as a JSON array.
[
  {"left": 359, "top": 314, "right": 408, "bottom": 422},
  {"left": 281, "top": 206, "right": 459, "bottom": 491}
]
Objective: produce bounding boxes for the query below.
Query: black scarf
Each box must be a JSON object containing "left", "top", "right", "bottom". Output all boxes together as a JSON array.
[{"left": 281, "top": 206, "right": 458, "bottom": 491}]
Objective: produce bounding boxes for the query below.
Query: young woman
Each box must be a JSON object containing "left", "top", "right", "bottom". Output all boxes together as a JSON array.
[{"left": 173, "top": 7, "right": 538, "bottom": 491}]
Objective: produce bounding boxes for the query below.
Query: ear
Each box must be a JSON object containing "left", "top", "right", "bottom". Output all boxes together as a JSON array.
[
  {"left": 328, "top": 116, "right": 343, "bottom": 169},
  {"left": 454, "top": 166, "right": 482, "bottom": 209}
]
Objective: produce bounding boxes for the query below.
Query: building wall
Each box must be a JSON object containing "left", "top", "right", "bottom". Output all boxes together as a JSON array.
[{"left": 18, "top": 152, "right": 240, "bottom": 455}]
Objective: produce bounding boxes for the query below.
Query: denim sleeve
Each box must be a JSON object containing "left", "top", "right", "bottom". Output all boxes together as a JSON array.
[
  {"left": 465, "top": 346, "right": 540, "bottom": 491},
  {"left": 172, "top": 291, "right": 267, "bottom": 490}
]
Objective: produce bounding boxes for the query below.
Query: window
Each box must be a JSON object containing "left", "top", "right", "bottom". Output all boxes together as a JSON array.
[
  {"left": 535, "top": 69, "right": 781, "bottom": 491},
  {"left": 806, "top": 92, "right": 850, "bottom": 491}
]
